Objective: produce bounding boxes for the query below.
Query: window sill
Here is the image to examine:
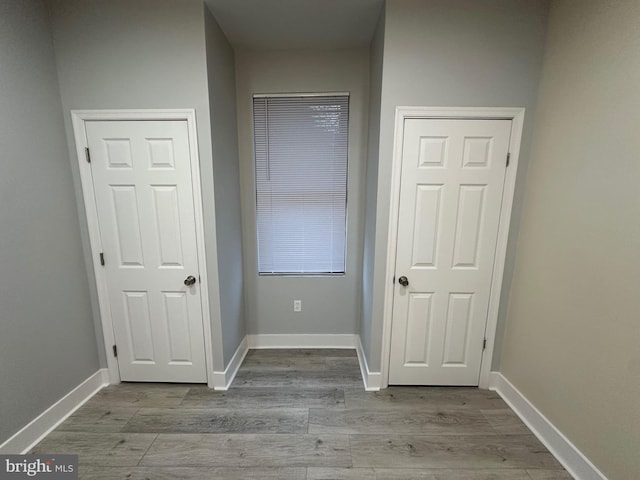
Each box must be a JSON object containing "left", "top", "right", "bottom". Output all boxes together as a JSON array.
[{"left": 258, "top": 273, "right": 346, "bottom": 278}]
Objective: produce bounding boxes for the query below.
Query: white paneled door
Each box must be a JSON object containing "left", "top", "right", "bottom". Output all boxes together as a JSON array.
[
  {"left": 389, "top": 119, "right": 511, "bottom": 385},
  {"left": 86, "top": 120, "right": 206, "bottom": 383}
]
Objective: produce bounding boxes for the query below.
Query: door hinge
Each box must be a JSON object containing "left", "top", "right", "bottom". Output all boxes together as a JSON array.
[
  {"left": 85, "top": 147, "right": 91, "bottom": 163},
  {"left": 100, "top": 252, "right": 105, "bottom": 266},
  {"left": 506, "top": 152, "right": 511, "bottom": 167},
  {"left": 483, "top": 339, "right": 487, "bottom": 350},
  {"left": 112, "top": 345, "right": 118, "bottom": 357}
]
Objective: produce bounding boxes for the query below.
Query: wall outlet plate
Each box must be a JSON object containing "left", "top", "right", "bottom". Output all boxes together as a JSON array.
[{"left": 293, "top": 300, "right": 302, "bottom": 312}]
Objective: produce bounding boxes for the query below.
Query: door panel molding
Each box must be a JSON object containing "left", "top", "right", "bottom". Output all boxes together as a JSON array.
[
  {"left": 381, "top": 107, "right": 525, "bottom": 389},
  {"left": 71, "top": 109, "right": 215, "bottom": 386}
]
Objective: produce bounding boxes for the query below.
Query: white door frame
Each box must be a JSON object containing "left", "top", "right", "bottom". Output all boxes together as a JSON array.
[
  {"left": 381, "top": 107, "right": 525, "bottom": 389},
  {"left": 71, "top": 109, "right": 215, "bottom": 386}
]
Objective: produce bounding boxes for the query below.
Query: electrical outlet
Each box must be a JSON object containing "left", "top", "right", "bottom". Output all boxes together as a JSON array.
[{"left": 293, "top": 300, "right": 302, "bottom": 312}]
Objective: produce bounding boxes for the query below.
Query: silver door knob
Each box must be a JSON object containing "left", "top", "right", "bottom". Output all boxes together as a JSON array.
[
  {"left": 184, "top": 275, "right": 196, "bottom": 286},
  {"left": 398, "top": 276, "right": 409, "bottom": 287}
]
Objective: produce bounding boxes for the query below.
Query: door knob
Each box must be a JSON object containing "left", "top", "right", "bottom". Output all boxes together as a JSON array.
[
  {"left": 184, "top": 275, "right": 197, "bottom": 286},
  {"left": 398, "top": 276, "right": 409, "bottom": 287}
]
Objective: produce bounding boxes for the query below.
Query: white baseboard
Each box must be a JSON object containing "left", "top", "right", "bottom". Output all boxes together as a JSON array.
[
  {"left": 212, "top": 336, "right": 249, "bottom": 391},
  {"left": 356, "top": 335, "right": 382, "bottom": 391},
  {"left": 489, "top": 372, "right": 607, "bottom": 480},
  {"left": 0, "top": 369, "right": 109, "bottom": 454},
  {"left": 246, "top": 334, "right": 357, "bottom": 349}
]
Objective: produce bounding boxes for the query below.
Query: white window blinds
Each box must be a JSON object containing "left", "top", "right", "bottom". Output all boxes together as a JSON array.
[{"left": 253, "top": 95, "right": 349, "bottom": 274}]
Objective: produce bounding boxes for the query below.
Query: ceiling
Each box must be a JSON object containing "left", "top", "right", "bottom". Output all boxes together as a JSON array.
[{"left": 204, "top": 0, "right": 384, "bottom": 50}]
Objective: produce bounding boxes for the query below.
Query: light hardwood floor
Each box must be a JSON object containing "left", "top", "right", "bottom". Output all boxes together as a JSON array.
[{"left": 32, "top": 349, "right": 571, "bottom": 479}]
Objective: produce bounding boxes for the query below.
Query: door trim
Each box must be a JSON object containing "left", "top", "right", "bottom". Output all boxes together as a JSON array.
[
  {"left": 381, "top": 107, "right": 525, "bottom": 389},
  {"left": 71, "top": 109, "right": 214, "bottom": 386}
]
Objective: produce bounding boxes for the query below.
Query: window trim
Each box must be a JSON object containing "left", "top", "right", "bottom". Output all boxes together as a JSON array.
[{"left": 253, "top": 91, "right": 350, "bottom": 98}]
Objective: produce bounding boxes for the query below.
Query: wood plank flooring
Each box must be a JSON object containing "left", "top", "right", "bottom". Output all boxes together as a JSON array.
[{"left": 31, "top": 349, "right": 571, "bottom": 479}]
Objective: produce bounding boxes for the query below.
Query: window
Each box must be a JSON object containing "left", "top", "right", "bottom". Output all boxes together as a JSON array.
[{"left": 253, "top": 94, "right": 349, "bottom": 275}]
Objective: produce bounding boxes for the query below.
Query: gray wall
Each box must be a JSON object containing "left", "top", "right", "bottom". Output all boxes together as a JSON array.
[
  {"left": 365, "top": 0, "right": 550, "bottom": 371},
  {"left": 501, "top": 0, "right": 640, "bottom": 477},
  {"left": 361, "top": 8, "right": 385, "bottom": 362},
  {"left": 47, "top": 0, "right": 227, "bottom": 371},
  {"left": 0, "top": 0, "right": 99, "bottom": 446},
  {"left": 235, "top": 49, "right": 370, "bottom": 336},
  {"left": 204, "top": 6, "right": 246, "bottom": 364}
]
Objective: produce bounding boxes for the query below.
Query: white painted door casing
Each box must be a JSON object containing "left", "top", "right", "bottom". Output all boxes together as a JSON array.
[
  {"left": 86, "top": 119, "right": 207, "bottom": 383},
  {"left": 389, "top": 118, "right": 511, "bottom": 386}
]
